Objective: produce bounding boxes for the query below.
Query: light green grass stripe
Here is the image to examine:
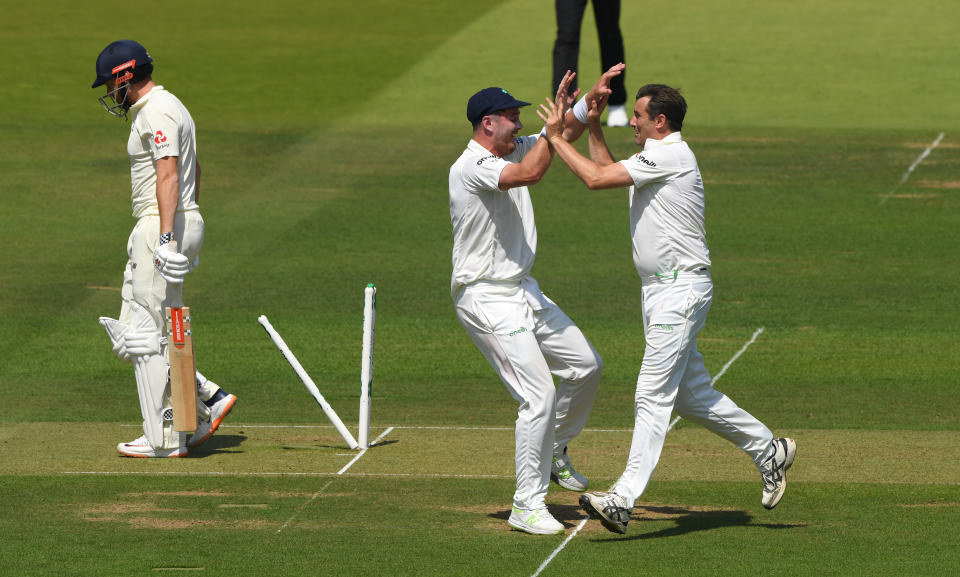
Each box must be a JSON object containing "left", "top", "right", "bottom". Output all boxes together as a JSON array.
[{"left": 5, "top": 423, "right": 957, "bottom": 485}]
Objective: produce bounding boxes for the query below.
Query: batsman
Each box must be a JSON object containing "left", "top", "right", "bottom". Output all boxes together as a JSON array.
[{"left": 92, "top": 40, "right": 237, "bottom": 458}]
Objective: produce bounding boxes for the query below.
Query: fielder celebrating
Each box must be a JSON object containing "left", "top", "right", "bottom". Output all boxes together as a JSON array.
[
  {"left": 92, "top": 40, "right": 236, "bottom": 458},
  {"left": 538, "top": 73, "right": 796, "bottom": 534},
  {"left": 449, "top": 69, "right": 622, "bottom": 535}
]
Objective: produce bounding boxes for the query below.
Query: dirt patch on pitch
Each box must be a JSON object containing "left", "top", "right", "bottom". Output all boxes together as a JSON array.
[
  {"left": 123, "top": 490, "right": 229, "bottom": 498},
  {"left": 267, "top": 490, "right": 354, "bottom": 498},
  {"left": 80, "top": 503, "right": 175, "bottom": 517},
  {"left": 916, "top": 180, "right": 960, "bottom": 189},
  {"left": 123, "top": 518, "right": 275, "bottom": 530},
  {"left": 881, "top": 193, "right": 943, "bottom": 200},
  {"left": 904, "top": 140, "right": 957, "bottom": 149}
]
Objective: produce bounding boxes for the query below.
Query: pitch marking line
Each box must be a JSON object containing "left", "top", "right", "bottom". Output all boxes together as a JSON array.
[
  {"left": 531, "top": 516, "right": 590, "bottom": 577},
  {"left": 668, "top": 327, "right": 765, "bottom": 433},
  {"left": 879, "top": 132, "right": 946, "bottom": 205},
  {"left": 278, "top": 428, "right": 394, "bottom": 533},
  {"left": 60, "top": 471, "right": 514, "bottom": 479},
  {"left": 337, "top": 426, "right": 394, "bottom": 475},
  {"left": 276, "top": 479, "right": 333, "bottom": 534}
]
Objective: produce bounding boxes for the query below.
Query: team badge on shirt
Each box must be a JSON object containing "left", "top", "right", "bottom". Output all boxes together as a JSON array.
[
  {"left": 633, "top": 154, "right": 656, "bottom": 167},
  {"left": 154, "top": 130, "right": 171, "bottom": 152}
]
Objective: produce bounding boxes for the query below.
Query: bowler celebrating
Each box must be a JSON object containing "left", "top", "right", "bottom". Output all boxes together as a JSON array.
[{"left": 539, "top": 75, "right": 796, "bottom": 534}]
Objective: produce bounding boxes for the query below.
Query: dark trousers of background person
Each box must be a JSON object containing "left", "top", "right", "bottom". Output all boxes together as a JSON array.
[{"left": 552, "top": 0, "right": 626, "bottom": 106}]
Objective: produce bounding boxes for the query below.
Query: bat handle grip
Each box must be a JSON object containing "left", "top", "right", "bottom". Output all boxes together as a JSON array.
[{"left": 164, "top": 239, "right": 185, "bottom": 308}]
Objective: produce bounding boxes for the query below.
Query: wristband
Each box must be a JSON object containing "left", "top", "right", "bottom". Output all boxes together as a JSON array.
[
  {"left": 573, "top": 97, "right": 589, "bottom": 124},
  {"left": 159, "top": 232, "right": 174, "bottom": 245},
  {"left": 540, "top": 126, "right": 547, "bottom": 136}
]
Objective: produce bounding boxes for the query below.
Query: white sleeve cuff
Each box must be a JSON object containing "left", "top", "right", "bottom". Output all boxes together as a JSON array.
[{"left": 573, "top": 97, "right": 589, "bottom": 123}]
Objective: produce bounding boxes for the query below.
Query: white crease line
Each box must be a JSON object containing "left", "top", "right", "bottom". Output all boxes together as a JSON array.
[
  {"left": 530, "top": 516, "right": 590, "bottom": 577},
  {"left": 668, "top": 327, "right": 765, "bottom": 433},
  {"left": 532, "top": 482, "right": 617, "bottom": 576},
  {"left": 879, "top": 132, "right": 945, "bottom": 205},
  {"left": 276, "top": 480, "right": 332, "bottom": 534},
  {"left": 122, "top": 424, "right": 635, "bottom": 432},
  {"left": 59, "top": 471, "right": 513, "bottom": 479},
  {"left": 337, "top": 427, "right": 394, "bottom": 475}
]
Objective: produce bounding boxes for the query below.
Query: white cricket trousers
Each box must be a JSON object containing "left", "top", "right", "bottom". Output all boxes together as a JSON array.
[
  {"left": 613, "top": 270, "right": 774, "bottom": 507},
  {"left": 119, "top": 211, "right": 204, "bottom": 330},
  {"left": 455, "top": 279, "right": 603, "bottom": 509},
  {"left": 117, "top": 211, "right": 210, "bottom": 443}
]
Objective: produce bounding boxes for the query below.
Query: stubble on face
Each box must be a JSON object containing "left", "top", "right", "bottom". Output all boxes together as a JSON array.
[
  {"left": 492, "top": 108, "right": 522, "bottom": 156},
  {"left": 630, "top": 96, "right": 653, "bottom": 147}
]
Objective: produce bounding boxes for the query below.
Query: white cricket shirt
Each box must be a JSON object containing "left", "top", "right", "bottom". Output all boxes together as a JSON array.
[
  {"left": 619, "top": 132, "right": 711, "bottom": 277},
  {"left": 126, "top": 85, "right": 199, "bottom": 218},
  {"left": 449, "top": 136, "right": 540, "bottom": 298}
]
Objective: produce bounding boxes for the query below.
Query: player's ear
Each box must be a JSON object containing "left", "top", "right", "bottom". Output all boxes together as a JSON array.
[{"left": 482, "top": 114, "right": 500, "bottom": 132}]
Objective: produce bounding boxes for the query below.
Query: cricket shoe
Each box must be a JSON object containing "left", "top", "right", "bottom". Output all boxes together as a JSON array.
[
  {"left": 551, "top": 447, "right": 588, "bottom": 491},
  {"left": 760, "top": 437, "right": 797, "bottom": 509},
  {"left": 606, "top": 105, "right": 628, "bottom": 127},
  {"left": 117, "top": 435, "right": 187, "bottom": 458},
  {"left": 579, "top": 491, "right": 631, "bottom": 534},
  {"left": 188, "top": 389, "right": 238, "bottom": 449},
  {"left": 508, "top": 506, "right": 565, "bottom": 535}
]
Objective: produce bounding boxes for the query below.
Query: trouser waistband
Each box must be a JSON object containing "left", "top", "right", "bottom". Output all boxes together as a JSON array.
[{"left": 640, "top": 267, "right": 710, "bottom": 284}]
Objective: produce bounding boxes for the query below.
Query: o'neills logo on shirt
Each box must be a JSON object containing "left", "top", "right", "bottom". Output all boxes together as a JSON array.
[
  {"left": 477, "top": 155, "right": 499, "bottom": 165},
  {"left": 634, "top": 154, "right": 656, "bottom": 167}
]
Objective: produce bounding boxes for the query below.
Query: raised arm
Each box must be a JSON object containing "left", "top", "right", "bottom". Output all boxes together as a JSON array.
[
  {"left": 560, "top": 63, "right": 625, "bottom": 143},
  {"left": 497, "top": 137, "right": 554, "bottom": 190},
  {"left": 498, "top": 70, "right": 577, "bottom": 190},
  {"left": 586, "top": 98, "right": 616, "bottom": 166},
  {"left": 538, "top": 93, "right": 633, "bottom": 191}
]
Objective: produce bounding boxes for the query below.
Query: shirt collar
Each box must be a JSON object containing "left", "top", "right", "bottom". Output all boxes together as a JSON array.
[
  {"left": 130, "top": 85, "right": 164, "bottom": 114},
  {"left": 642, "top": 131, "right": 682, "bottom": 150},
  {"left": 468, "top": 138, "right": 499, "bottom": 157}
]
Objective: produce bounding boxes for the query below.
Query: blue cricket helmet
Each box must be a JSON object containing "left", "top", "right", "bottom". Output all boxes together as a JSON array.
[{"left": 92, "top": 40, "right": 153, "bottom": 88}]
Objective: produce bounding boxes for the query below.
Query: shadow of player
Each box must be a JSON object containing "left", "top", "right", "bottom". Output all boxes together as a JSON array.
[
  {"left": 188, "top": 434, "right": 246, "bottom": 456},
  {"left": 590, "top": 504, "right": 805, "bottom": 542}
]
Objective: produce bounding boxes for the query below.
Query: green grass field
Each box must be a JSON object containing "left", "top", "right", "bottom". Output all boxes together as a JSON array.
[{"left": 1, "top": 1, "right": 958, "bottom": 575}]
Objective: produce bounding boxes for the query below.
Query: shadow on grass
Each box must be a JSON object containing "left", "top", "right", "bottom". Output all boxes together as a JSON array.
[
  {"left": 591, "top": 504, "right": 805, "bottom": 542},
  {"left": 189, "top": 434, "right": 246, "bottom": 456},
  {"left": 489, "top": 503, "right": 804, "bottom": 537},
  {"left": 279, "top": 438, "right": 400, "bottom": 451}
]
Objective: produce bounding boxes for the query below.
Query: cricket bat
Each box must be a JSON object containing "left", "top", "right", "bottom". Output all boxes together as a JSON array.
[{"left": 165, "top": 241, "right": 198, "bottom": 432}]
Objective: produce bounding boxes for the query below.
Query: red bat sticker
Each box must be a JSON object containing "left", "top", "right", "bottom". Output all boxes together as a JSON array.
[{"left": 171, "top": 308, "right": 186, "bottom": 348}]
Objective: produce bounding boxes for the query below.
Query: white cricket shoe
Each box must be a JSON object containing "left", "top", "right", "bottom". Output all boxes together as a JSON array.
[
  {"left": 760, "top": 437, "right": 797, "bottom": 509},
  {"left": 188, "top": 389, "right": 238, "bottom": 449},
  {"left": 551, "top": 447, "right": 588, "bottom": 491},
  {"left": 117, "top": 435, "right": 187, "bottom": 458},
  {"left": 606, "top": 104, "right": 628, "bottom": 127},
  {"left": 579, "top": 491, "right": 631, "bottom": 534},
  {"left": 508, "top": 506, "right": 565, "bottom": 535}
]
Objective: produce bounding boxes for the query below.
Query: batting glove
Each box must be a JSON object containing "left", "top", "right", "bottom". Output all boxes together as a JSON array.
[
  {"left": 124, "top": 328, "right": 163, "bottom": 357},
  {"left": 153, "top": 243, "right": 190, "bottom": 283}
]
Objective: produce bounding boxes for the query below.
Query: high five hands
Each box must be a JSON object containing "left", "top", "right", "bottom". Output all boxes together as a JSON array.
[
  {"left": 538, "top": 70, "right": 576, "bottom": 139},
  {"left": 538, "top": 63, "right": 626, "bottom": 139},
  {"left": 586, "top": 62, "right": 625, "bottom": 122}
]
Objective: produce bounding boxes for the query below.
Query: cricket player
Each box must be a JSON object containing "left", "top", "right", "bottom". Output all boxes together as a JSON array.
[
  {"left": 92, "top": 40, "right": 236, "bottom": 458},
  {"left": 449, "top": 68, "right": 622, "bottom": 535},
  {"left": 538, "top": 76, "right": 796, "bottom": 534}
]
